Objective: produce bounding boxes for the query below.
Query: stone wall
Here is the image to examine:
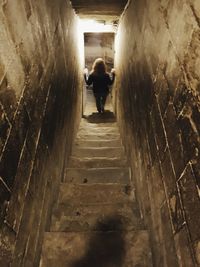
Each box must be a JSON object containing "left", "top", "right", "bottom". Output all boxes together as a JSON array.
[
  {"left": 115, "top": 0, "right": 200, "bottom": 266},
  {"left": 0, "top": 0, "right": 83, "bottom": 265}
]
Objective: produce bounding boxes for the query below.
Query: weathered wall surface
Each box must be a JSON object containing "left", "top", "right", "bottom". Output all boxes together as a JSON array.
[
  {"left": 115, "top": 0, "right": 200, "bottom": 266},
  {"left": 0, "top": 0, "right": 83, "bottom": 265}
]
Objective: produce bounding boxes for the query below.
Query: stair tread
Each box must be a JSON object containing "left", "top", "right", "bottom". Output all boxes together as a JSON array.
[
  {"left": 40, "top": 230, "right": 152, "bottom": 267},
  {"left": 58, "top": 183, "right": 134, "bottom": 205},
  {"left": 51, "top": 203, "right": 143, "bottom": 232},
  {"left": 68, "top": 156, "right": 128, "bottom": 168},
  {"left": 73, "top": 146, "right": 124, "bottom": 150},
  {"left": 64, "top": 167, "right": 130, "bottom": 184},
  {"left": 80, "top": 121, "right": 118, "bottom": 128},
  {"left": 72, "top": 147, "right": 125, "bottom": 158},
  {"left": 76, "top": 133, "right": 120, "bottom": 141},
  {"left": 78, "top": 127, "right": 119, "bottom": 134},
  {"left": 75, "top": 139, "right": 122, "bottom": 147}
]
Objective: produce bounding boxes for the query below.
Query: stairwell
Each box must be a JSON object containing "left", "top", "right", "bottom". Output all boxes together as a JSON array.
[
  {"left": 39, "top": 93, "right": 152, "bottom": 267},
  {"left": 0, "top": 1, "right": 199, "bottom": 266}
]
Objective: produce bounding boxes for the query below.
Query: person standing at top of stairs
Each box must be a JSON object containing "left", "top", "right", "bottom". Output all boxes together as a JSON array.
[{"left": 84, "top": 58, "right": 115, "bottom": 114}]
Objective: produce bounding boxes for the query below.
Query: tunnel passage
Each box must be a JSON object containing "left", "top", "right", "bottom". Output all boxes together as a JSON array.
[{"left": 0, "top": 0, "right": 200, "bottom": 266}]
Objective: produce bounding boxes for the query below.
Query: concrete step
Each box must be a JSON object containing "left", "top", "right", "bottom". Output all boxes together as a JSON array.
[
  {"left": 76, "top": 132, "right": 120, "bottom": 141},
  {"left": 50, "top": 203, "right": 143, "bottom": 232},
  {"left": 58, "top": 183, "right": 135, "bottom": 205},
  {"left": 40, "top": 231, "right": 152, "bottom": 267},
  {"left": 78, "top": 126, "right": 119, "bottom": 135},
  {"left": 68, "top": 156, "right": 128, "bottom": 169},
  {"left": 80, "top": 121, "right": 118, "bottom": 129},
  {"left": 74, "top": 139, "right": 122, "bottom": 147},
  {"left": 68, "top": 156, "right": 127, "bottom": 168},
  {"left": 64, "top": 167, "right": 130, "bottom": 184},
  {"left": 72, "top": 147, "right": 125, "bottom": 158}
]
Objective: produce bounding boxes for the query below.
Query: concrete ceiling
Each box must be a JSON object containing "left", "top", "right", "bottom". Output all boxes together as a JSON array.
[{"left": 71, "top": 0, "right": 128, "bottom": 22}]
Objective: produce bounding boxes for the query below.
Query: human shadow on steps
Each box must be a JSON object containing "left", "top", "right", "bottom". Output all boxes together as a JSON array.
[
  {"left": 83, "top": 110, "right": 116, "bottom": 124},
  {"left": 71, "top": 217, "right": 126, "bottom": 267}
]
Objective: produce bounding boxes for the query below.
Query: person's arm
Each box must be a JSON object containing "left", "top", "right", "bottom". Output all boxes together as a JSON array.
[
  {"left": 84, "top": 73, "right": 93, "bottom": 86},
  {"left": 107, "top": 69, "right": 116, "bottom": 85}
]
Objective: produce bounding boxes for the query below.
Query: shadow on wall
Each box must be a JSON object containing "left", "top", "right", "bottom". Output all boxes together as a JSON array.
[{"left": 72, "top": 217, "right": 126, "bottom": 267}]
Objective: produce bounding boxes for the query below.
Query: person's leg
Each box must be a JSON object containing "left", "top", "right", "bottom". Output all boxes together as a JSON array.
[
  {"left": 94, "top": 93, "right": 101, "bottom": 113},
  {"left": 101, "top": 93, "right": 108, "bottom": 112}
]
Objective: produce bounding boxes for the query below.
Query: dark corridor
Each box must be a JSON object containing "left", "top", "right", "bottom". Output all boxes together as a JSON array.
[{"left": 0, "top": 0, "right": 200, "bottom": 266}]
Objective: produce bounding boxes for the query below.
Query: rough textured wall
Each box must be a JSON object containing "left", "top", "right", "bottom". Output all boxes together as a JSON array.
[
  {"left": 115, "top": 0, "right": 200, "bottom": 266},
  {"left": 0, "top": 0, "right": 83, "bottom": 266}
]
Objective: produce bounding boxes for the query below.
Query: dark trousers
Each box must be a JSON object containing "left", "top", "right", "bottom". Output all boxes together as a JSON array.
[{"left": 94, "top": 92, "right": 108, "bottom": 113}]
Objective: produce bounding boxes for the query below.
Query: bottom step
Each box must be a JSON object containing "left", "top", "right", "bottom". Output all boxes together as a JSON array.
[{"left": 40, "top": 231, "right": 152, "bottom": 267}]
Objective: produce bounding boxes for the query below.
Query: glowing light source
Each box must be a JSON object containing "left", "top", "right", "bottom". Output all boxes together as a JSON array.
[{"left": 79, "top": 19, "right": 116, "bottom": 33}]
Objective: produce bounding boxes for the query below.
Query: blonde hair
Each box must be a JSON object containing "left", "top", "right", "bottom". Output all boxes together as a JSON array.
[{"left": 92, "top": 58, "right": 106, "bottom": 75}]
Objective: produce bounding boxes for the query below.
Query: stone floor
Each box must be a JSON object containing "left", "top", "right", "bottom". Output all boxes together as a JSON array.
[{"left": 39, "top": 90, "right": 152, "bottom": 267}]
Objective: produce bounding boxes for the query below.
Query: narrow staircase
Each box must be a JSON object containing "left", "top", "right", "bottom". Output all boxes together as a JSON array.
[{"left": 40, "top": 115, "right": 152, "bottom": 267}]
